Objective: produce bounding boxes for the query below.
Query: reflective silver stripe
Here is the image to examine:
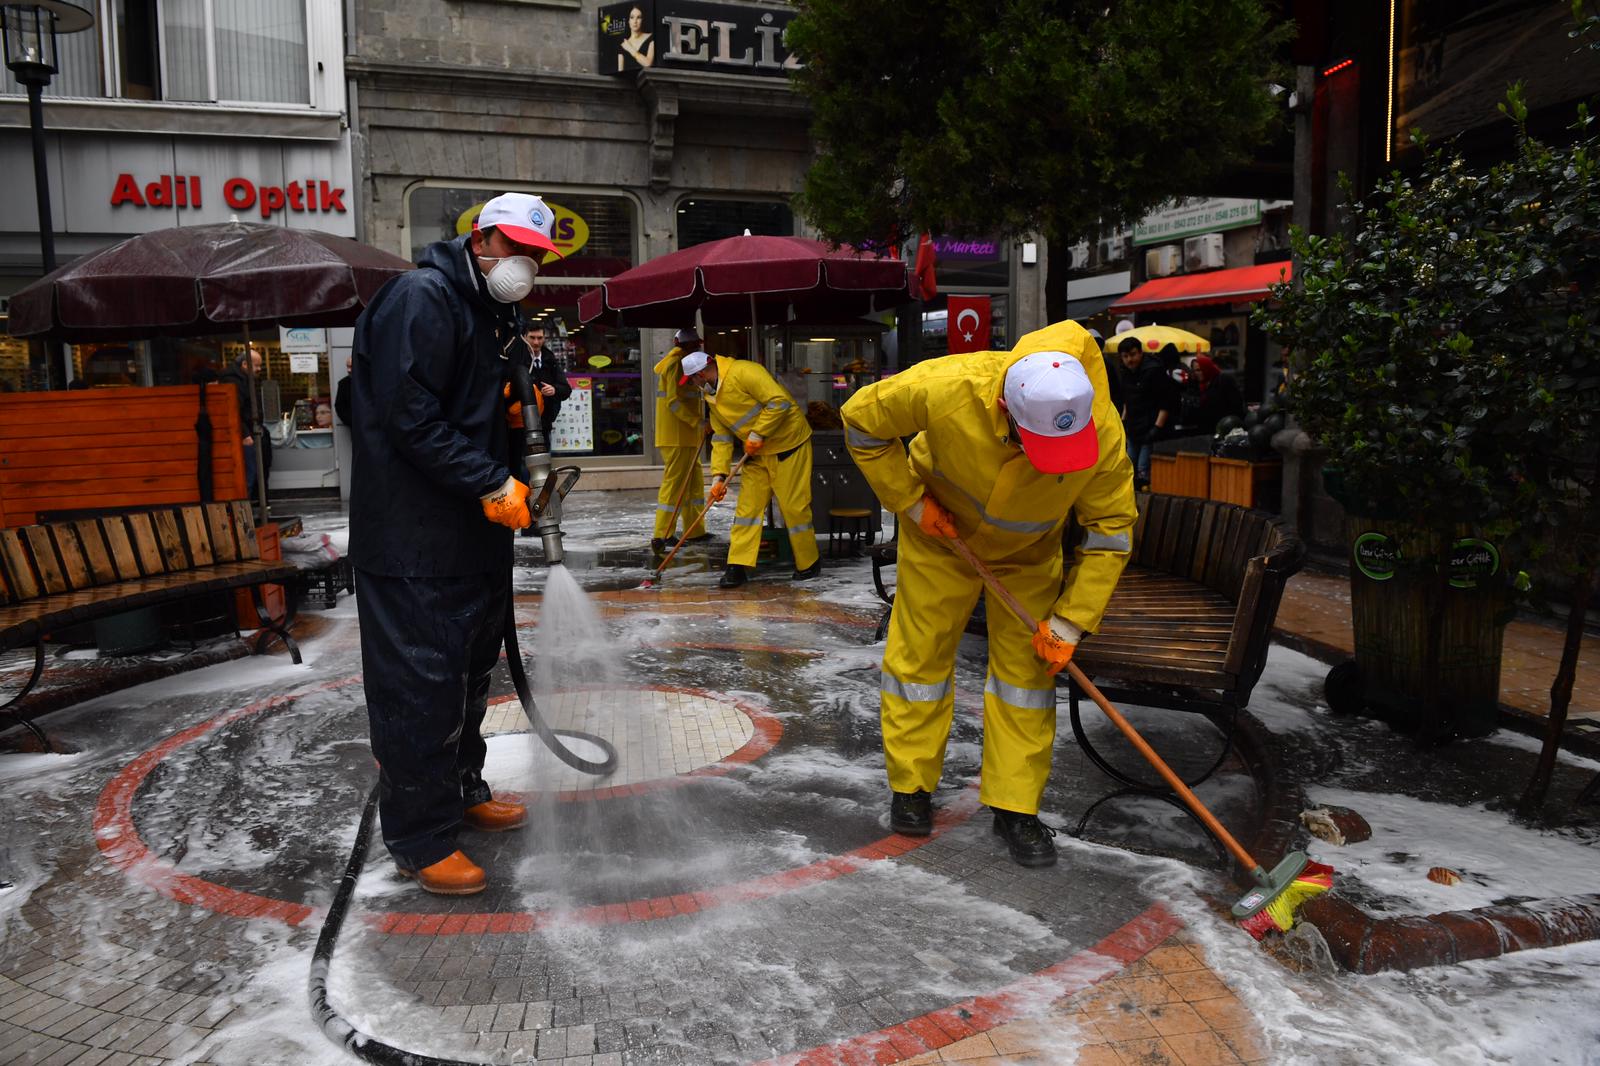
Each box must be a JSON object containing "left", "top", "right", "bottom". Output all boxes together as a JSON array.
[
  {"left": 668, "top": 399, "right": 691, "bottom": 416},
  {"left": 766, "top": 400, "right": 791, "bottom": 411},
  {"left": 656, "top": 503, "right": 678, "bottom": 512},
  {"left": 985, "top": 673, "right": 1056, "bottom": 710},
  {"left": 732, "top": 515, "right": 761, "bottom": 527},
  {"left": 731, "top": 404, "right": 762, "bottom": 430},
  {"left": 788, "top": 522, "right": 813, "bottom": 534},
  {"left": 881, "top": 671, "right": 953, "bottom": 704},
  {"left": 930, "top": 466, "right": 1058, "bottom": 535},
  {"left": 1081, "top": 530, "right": 1131, "bottom": 553},
  {"left": 846, "top": 425, "right": 891, "bottom": 449},
  {"left": 712, "top": 434, "right": 734, "bottom": 443}
]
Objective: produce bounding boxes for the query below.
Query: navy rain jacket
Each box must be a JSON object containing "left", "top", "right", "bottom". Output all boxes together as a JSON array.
[{"left": 349, "top": 235, "right": 521, "bottom": 577}]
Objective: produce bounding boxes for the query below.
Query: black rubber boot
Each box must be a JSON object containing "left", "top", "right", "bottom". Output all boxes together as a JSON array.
[
  {"left": 991, "top": 808, "right": 1058, "bottom": 867},
  {"left": 718, "top": 564, "right": 747, "bottom": 588},
  {"left": 684, "top": 531, "right": 714, "bottom": 543},
  {"left": 650, "top": 538, "right": 669, "bottom": 555},
  {"left": 792, "top": 559, "right": 822, "bottom": 581},
  {"left": 889, "top": 790, "right": 933, "bottom": 836}
]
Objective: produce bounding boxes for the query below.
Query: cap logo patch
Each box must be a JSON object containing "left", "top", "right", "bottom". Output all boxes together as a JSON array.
[
  {"left": 529, "top": 208, "right": 545, "bottom": 227},
  {"left": 1054, "top": 411, "right": 1076, "bottom": 431}
]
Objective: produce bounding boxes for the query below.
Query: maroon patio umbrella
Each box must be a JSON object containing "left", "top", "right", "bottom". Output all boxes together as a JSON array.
[
  {"left": 6, "top": 221, "right": 413, "bottom": 341},
  {"left": 576, "top": 234, "right": 911, "bottom": 329}
]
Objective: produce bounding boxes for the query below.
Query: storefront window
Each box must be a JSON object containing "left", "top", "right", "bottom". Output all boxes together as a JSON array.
[
  {"left": 677, "top": 199, "right": 793, "bottom": 248},
  {"left": 405, "top": 185, "right": 643, "bottom": 458},
  {"left": 0, "top": 329, "right": 38, "bottom": 393}
]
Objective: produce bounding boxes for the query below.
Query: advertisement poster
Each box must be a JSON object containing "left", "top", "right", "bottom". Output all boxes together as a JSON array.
[{"left": 549, "top": 377, "right": 594, "bottom": 453}]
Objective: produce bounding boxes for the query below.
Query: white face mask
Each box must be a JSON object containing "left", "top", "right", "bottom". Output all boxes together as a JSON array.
[{"left": 480, "top": 254, "right": 538, "bottom": 303}]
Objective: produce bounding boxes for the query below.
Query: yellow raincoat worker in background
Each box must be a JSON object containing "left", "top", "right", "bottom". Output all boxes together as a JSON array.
[
  {"left": 841, "top": 320, "right": 1136, "bottom": 867},
  {"left": 680, "top": 351, "right": 821, "bottom": 587},
  {"left": 650, "top": 328, "right": 709, "bottom": 551}
]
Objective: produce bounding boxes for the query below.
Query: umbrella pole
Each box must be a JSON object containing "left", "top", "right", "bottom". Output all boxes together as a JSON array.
[
  {"left": 242, "top": 323, "right": 269, "bottom": 522},
  {"left": 749, "top": 293, "right": 758, "bottom": 363}
]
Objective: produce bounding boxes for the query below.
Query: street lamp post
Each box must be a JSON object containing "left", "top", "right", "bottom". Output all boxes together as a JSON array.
[{"left": 2, "top": 1, "right": 95, "bottom": 389}]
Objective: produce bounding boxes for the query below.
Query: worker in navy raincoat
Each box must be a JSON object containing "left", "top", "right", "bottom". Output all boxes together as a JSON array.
[{"left": 349, "top": 192, "right": 562, "bottom": 896}]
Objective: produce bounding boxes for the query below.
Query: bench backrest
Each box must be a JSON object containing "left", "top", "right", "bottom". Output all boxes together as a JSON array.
[
  {"left": 0, "top": 502, "right": 260, "bottom": 607},
  {"left": 1129, "top": 493, "right": 1287, "bottom": 604}
]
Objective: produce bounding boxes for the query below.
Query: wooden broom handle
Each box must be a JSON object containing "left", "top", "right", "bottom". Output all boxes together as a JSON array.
[
  {"left": 651, "top": 452, "right": 748, "bottom": 578},
  {"left": 944, "top": 533, "right": 1264, "bottom": 874}
]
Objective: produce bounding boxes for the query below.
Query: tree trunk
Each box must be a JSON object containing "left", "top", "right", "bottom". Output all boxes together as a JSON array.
[
  {"left": 1517, "top": 564, "right": 1595, "bottom": 818},
  {"left": 1044, "top": 225, "right": 1070, "bottom": 325}
]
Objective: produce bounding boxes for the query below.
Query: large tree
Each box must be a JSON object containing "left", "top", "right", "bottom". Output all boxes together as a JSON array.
[{"left": 786, "top": 0, "right": 1290, "bottom": 316}]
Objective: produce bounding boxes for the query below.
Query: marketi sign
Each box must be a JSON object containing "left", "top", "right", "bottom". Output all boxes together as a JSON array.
[
  {"left": 599, "top": 1, "right": 798, "bottom": 77},
  {"left": 109, "top": 173, "right": 348, "bottom": 219}
]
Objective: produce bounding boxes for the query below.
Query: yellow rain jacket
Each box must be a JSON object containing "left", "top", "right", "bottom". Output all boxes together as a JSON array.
[
  {"left": 705, "top": 356, "right": 818, "bottom": 572},
  {"left": 651, "top": 345, "right": 707, "bottom": 540},
  {"left": 705, "top": 356, "right": 811, "bottom": 474},
  {"left": 841, "top": 320, "right": 1136, "bottom": 814},
  {"left": 653, "top": 346, "right": 705, "bottom": 448}
]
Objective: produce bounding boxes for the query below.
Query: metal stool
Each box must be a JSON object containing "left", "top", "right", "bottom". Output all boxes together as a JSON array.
[{"left": 827, "top": 507, "right": 873, "bottom": 557}]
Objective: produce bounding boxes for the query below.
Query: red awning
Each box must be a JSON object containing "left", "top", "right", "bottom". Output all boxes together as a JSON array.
[{"left": 1107, "top": 261, "right": 1292, "bottom": 314}]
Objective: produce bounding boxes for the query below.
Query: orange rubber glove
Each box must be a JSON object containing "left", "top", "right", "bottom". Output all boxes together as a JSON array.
[
  {"left": 1031, "top": 619, "right": 1077, "bottom": 677},
  {"left": 480, "top": 476, "right": 531, "bottom": 529},
  {"left": 912, "top": 493, "right": 958, "bottom": 539},
  {"left": 743, "top": 433, "right": 764, "bottom": 455},
  {"left": 708, "top": 476, "right": 728, "bottom": 503}
]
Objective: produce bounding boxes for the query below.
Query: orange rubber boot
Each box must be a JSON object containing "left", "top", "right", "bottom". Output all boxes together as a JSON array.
[
  {"left": 464, "top": 798, "right": 527, "bottom": 832},
  {"left": 401, "top": 851, "right": 485, "bottom": 896}
]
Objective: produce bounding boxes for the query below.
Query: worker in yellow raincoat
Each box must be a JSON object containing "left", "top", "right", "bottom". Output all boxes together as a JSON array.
[
  {"left": 650, "top": 328, "right": 710, "bottom": 553},
  {"left": 840, "top": 320, "right": 1136, "bottom": 867},
  {"left": 679, "top": 350, "right": 820, "bottom": 587}
]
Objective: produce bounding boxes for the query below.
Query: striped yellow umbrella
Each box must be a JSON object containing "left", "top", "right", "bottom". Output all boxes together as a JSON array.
[{"left": 1103, "top": 325, "right": 1210, "bottom": 355}]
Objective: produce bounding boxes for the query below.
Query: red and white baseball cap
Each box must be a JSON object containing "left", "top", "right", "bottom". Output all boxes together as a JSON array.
[
  {"left": 1002, "top": 351, "right": 1099, "bottom": 474},
  {"left": 678, "top": 350, "right": 712, "bottom": 384},
  {"left": 474, "top": 193, "right": 563, "bottom": 258}
]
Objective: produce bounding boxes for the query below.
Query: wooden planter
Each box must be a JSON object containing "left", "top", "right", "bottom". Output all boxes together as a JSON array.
[
  {"left": 1344, "top": 515, "right": 1507, "bottom": 737},
  {"left": 1172, "top": 451, "right": 1210, "bottom": 498},
  {"left": 1209, "top": 457, "right": 1280, "bottom": 509},
  {"left": 1148, "top": 453, "right": 1178, "bottom": 493}
]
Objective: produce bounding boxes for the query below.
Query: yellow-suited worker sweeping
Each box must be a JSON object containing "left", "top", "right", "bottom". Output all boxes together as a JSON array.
[
  {"left": 680, "top": 350, "right": 821, "bottom": 588},
  {"left": 650, "top": 327, "right": 710, "bottom": 553},
  {"left": 840, "top": 320, "right": 1136, "bottom": 867}
]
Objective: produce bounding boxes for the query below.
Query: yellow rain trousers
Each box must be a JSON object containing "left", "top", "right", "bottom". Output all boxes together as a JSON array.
[
  {"left": 840, "top": 321, "right": 1137, "bottom": 814},
  {"left": 706, "top": 356, "right": 819, "bottom": 572},
  {"left": 652, "top": 346, "right": 706, "bottom": 540}
]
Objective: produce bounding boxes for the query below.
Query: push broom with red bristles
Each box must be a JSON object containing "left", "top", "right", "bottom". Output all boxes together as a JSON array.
[
  {"left": 638, "top": 453, "right": 749, "bottom": 590},
  {"left": 943, "top": 533, "right": 1333, "bottom": 939}
]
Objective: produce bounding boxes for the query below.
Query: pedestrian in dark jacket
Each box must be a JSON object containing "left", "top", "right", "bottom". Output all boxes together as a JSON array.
[
  {"left": 349, "top": 192, "right": 563, "bottom": 897},
  {"left": 219, "top": 346, "right": 271, "bottom": 500},
  {"left": 521, "top": 321, "right": 571, "bottom": 438},
  {"left": 333, "top": 357, "right": 353, "bottom": 426},
  {"left": 1115, "top": 337, "right": 1177, "bottom": 490}
]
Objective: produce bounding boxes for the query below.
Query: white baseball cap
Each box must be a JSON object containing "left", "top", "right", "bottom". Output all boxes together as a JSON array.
[
  {"left": 1002, "top": 351, "right": 1099, "bottom": 474},
  {"left": 474, "top": 193, "right": 562, "bottom": 257},
  {"left": 678, "top": 350, "right": 712, "bottom": 384}
]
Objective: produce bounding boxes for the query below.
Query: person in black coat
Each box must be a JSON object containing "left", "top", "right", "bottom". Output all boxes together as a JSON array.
[
  {"left": 520, "top": 321, "right": 571, "bottom": 439},
  {"left": 349, "top": 192, "right": 563, "bottom": 896},
  {"left": 1115, "top": 337, "right": 1178, "bottom": 490},
  {"left": 219, "top": 346, "right": 271, "bottom": 499}
]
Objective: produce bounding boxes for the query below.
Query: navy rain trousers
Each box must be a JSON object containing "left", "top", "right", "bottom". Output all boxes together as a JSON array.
[{"left": 355, "top": 568, "right": 509, "bottom": 871}]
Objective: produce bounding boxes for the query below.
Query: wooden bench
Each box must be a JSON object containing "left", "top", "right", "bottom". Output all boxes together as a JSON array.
[
  {"left": 1, "top": 501, "right": 302, "bottom": 746},
  {"left": 869, "top": 492, "right": 1307, "bottom": 788}
]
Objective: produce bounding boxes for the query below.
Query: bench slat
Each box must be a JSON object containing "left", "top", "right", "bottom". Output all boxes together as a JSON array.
[
  {"left": 153, "top": 510, "right": 190, "bottom": 570},
  {"left": 179, "top": 506, "right": 215, "bottom": 567},
  {"left": 72, "top": 519, "right": 120, "bottom": 586},
  {"left": 206, "top": 503, "right": 238, "bottom": 563},
  {"left": 232, "top": 502, "right": 261, "bottom": 560},
  {"left": 100, "top": 516, "right": 144, "bottom": 580},
  {"left": 125, "top": 513, "right": 168, "bottom": 575},
  {"left": 49, "top": 524, "right": 95, "bottom": 591},
  {"left": 22, "top": 526, "right": 68, "bottom": 595},
  {"left": 0, "top": 530, "right": 33, "bottom": 602}
]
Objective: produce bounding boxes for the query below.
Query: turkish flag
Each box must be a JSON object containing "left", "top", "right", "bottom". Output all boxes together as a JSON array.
[
  {"left": 946, "top": 295, "right": 991, "bottom": 353},
  {"left": 912, "top": 233, "right": 938, "bottom": 300}
]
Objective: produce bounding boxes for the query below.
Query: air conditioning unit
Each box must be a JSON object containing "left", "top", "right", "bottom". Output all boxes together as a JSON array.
[
  {"left": 1183, "top": 233, "right": 1225, "bottom": 271},
  {"left": 1145, "top": 245, "right": 1181, "bottom": 278},
  {"left": 1069, "top": 240, "right": 1091, "bottom": 270},
  {"left": 1099, "top": 235, "right": 1128, "bottom": 263}
]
